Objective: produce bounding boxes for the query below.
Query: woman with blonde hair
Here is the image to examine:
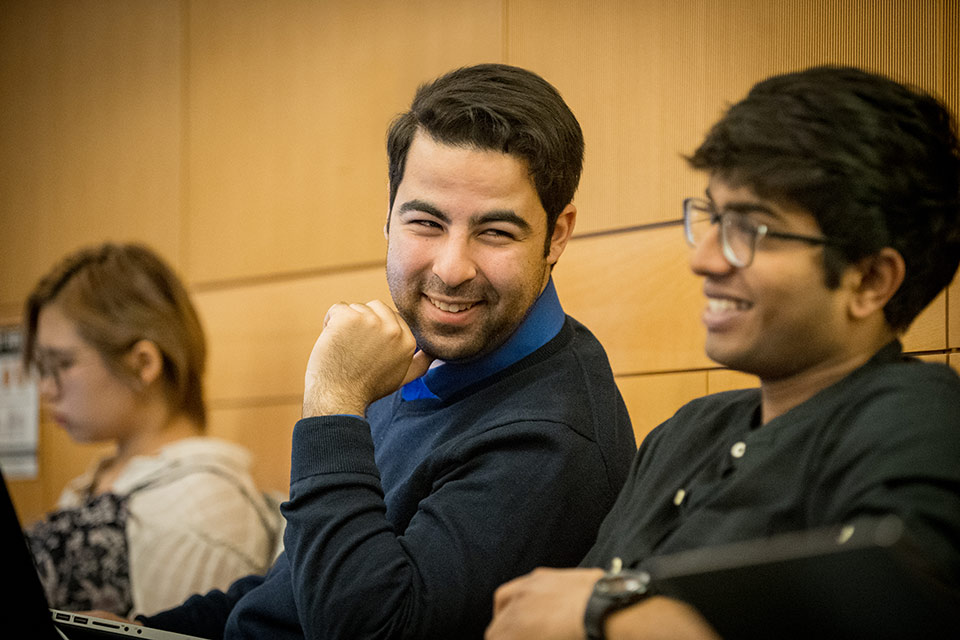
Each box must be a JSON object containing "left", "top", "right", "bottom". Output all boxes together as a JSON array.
[{"left": 22, "top": 242, "right": 278, "bottom": 618}]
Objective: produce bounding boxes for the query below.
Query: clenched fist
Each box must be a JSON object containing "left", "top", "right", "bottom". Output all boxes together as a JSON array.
[{"left": 303, "top": 300, "right": 433, "bottom": 418}]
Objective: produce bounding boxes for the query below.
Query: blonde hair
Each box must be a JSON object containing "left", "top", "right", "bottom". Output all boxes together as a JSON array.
[{"left": 23, "top": 243, "right": 207, "bottom": 427}]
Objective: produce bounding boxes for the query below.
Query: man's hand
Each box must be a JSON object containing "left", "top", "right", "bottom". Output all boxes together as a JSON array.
[
  {"left": 486, "top": 567, "right": 722, "bottom": 640},
  {"left": 303, "top": 300, "right": 433, "bottom": 418},
  {"left": 486, "top": 567, "right": 602, "bottom": 640}
]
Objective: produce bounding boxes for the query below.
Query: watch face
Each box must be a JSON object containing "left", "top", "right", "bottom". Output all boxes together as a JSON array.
[
  {"left": 585, "top": 568, "right": 654, "bottom": 640},
  {"left": 595, "top": 572, "right": 649, "bottom": 596}
]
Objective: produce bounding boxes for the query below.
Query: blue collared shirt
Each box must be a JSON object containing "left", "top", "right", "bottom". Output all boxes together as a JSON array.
[{"left": 400, "top": 277, "right": 565, "bottom": 401}]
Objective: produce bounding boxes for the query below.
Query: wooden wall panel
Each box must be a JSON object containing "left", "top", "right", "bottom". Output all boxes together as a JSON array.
[
  {"left": 506, "top": 0, "right": 954, "bottom": 237},
  {"left": 950, "top": 279, "right": 959, "bottom": 349},
  {"left": 8, "top": 478, "right": 43, "bottom": 525},
  {"left": 194, "top": 266, "right": 389, "bottom": 404},
  {"left": 902, "top": 290, "right": 947, "bottom": 352},
  {"left": 207, "top": 402, "right": 300, "bottom": 493},
  {"left": 915, "top": 353, "right": 949, "bottom": 365},
  {"left": 185, "top": 0, "right": 504, "bottom": 285},
  {"left": 554, "top": 226, "right": 710, "bottom": 375},
  {"left": 707, "top": 369, "right": 760, "bottom": 394},
  {"left": 616, "top": 371, "right": 707, "bottom": 446},
  {"left": 0, "top": 0, "right": 183, "bottom": 310},
  {"left": 2, "top": 0, "right": 182, "bottom": 519},
  {"left": 507, "top": 0, "right": 708, "bottom": 234}
]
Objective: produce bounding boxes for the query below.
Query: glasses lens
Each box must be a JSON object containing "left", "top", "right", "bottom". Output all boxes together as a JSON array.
[
  {"left": 684, "top": 199, "right": 714, "bottom": 247},
  {"left": 720, "top": 214, "right": 756, "bottom": 267}
]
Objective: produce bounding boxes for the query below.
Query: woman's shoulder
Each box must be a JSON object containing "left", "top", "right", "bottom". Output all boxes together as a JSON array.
[{"left": 114, "top": 436, "right": 257, "bottom": 495}]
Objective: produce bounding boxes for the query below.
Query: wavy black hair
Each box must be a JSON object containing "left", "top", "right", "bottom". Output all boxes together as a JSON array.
[{"left": 689, "top": 65, "right": 960, "bottom": 331}]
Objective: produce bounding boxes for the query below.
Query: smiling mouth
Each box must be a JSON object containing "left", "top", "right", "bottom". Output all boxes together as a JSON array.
[
  {"left": 428, "top": 297, "right": 478, "bottom": 313},
  {"left": 706, "top": 297, "right": 752, "bottom": 312}
]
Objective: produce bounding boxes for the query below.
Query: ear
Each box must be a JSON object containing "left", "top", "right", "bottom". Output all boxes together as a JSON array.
[
  {"left": 546, "top": 204, "right": 577, "bottom": 266},
  {"left": 126, "top": 339, "right": 164, "bottom": 387},
  {"left": 845, "top": 248, "right": 906, "bottom": 321}
]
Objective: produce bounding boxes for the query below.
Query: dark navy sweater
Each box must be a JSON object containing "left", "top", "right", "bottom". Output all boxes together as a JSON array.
[{"left": 143, "top": 284, "right": 636, "bottom": 639}]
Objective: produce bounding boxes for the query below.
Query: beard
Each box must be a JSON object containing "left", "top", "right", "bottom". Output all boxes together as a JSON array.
[{"left": 387, "top": 270, "right": 546, "bottom": 363}]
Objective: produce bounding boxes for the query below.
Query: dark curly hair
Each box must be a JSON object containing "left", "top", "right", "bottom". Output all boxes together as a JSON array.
[{"left": 688, "top": 65, "right": 960, "bottom": 331}]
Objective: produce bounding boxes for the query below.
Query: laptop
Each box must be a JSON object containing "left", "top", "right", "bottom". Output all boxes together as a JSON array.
[
  {"left": 1, "top": 467, "right": 209, "bottom": 639},
  {"left": 644, "top": 515, "right": 960, "bottom": 639}
]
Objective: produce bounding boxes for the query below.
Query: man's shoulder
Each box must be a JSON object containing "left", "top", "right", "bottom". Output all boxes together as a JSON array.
[
  {"left": 436, "top": 317, "right": 627, "bottom": 434},
  {"left": 876, "top": 353, "right": 960, "bottom": 387},
  {"left": 503, "top": 316, "right": 617, "bottom": 391},
  {"left": 833, "top": 355, "right": 960, "bottom": 429},
  {"left": 445, "top": 316, "right": 609, "bottom": 398},
  {"left": 563, "top": 314, "right": 608, "bottom": 353},
  {"left": 819, "top": 351, "right": 960, "bottom": 415},
  {"left": 660, "top": 387, "right": 761, "bottom": 434},
  {"left": 539, "top": 314, "right": 615, "bottom": 376}
]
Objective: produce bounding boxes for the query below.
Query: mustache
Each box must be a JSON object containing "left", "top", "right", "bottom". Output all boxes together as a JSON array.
[{"left": 420, "top": 276, "right": 492, "bottom": 300}]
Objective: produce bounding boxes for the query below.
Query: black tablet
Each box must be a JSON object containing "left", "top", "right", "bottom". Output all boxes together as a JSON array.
[{"left": 645, "top": 516, "right": 960, "bottom": 639}]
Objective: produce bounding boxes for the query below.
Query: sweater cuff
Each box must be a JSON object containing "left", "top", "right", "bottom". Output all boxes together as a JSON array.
[{"left": 290, "top": 415, "right": 378, "bottom": 484}]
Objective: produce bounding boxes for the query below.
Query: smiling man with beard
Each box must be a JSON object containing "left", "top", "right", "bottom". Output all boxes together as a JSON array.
[{"left": 136, "top": 64, "right": 637, "bottom": 640}]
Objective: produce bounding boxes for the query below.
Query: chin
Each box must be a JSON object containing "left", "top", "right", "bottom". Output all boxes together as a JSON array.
[
  {"left": 420, "top": 342, "right": 483, "bottom": 363},
  {"left": 411, "top": 326, "right": 477, "bottom": 360},
  {"left": 704, "top": 342, "right": 751, "bottom": 372},
  {"left": 60, "top": 424, "right": 97, "bottom": 444},
  {"left": 704, "top": 341, "right": 733, "bottom": 367}
]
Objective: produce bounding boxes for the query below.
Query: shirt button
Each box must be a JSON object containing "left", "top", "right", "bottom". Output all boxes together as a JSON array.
[
  {"left": 730, "top": 441, "right": 747, "bottom": 458},
  {"left": 673, "top": 488, "right": 686, "bottom": 506}
]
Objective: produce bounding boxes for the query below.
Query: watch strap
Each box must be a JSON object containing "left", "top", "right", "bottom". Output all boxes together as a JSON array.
[{"left": 584, "top": 561, "right": 653, "bottom": 640}]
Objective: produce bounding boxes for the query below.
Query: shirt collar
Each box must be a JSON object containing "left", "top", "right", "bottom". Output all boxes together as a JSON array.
[{"left": 401, "top": 277, "right": 565, "bottom": 401}]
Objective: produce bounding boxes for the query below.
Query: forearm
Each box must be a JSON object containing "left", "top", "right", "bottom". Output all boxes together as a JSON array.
[
  {"left": 137, "top": 574, "right": 263, "bottom": 640},
  {"left": 488, "top": 577, "right": 720, "bottom": 640},
  {"left": 285, "top": 415, "right": 615, "bottom": 640},
  {"left": 284, "top": 416, "right": 442, "bottom": 639},
  {"left": 604, "top": 598, "right": 721, "bottom": 640}
]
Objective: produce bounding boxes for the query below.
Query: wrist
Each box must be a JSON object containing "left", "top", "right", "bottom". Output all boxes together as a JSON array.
[
  {"left": 303, "top": 376, "right": 366, "bottom": 418},
  {"left": 584, "top": 558, "right": 654, "bottom": 640}
]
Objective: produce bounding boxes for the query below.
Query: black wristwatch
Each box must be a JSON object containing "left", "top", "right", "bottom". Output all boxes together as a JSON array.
[{"left": 584, "top": 557, "right": 654, "bottom": 640}]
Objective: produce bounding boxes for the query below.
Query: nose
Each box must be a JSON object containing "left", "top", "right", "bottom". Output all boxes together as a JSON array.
[
  {"left": 38, "top": 372, "right": 59, "bottom": 401},
  {"left": 432, "top": 237, "right": 478, "bottom": 288},
  {"left": 689, "top": 224, "right": 734, "bottom": 277}
]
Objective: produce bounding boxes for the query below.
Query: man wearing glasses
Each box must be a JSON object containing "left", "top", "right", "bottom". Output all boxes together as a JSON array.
[{"left": 486, "top": 65, "right": 960, "bottom": 639}]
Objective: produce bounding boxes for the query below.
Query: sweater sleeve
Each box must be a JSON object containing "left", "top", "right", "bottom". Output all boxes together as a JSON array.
[
  {"left": 284, "top": 413, "right": 615, "bottom": 640},
  {"left": 136, "top": 573, "right": 266, "bottom": 640}
]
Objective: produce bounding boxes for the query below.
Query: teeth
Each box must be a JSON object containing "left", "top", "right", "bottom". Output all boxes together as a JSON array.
[
  {"left": 707, "top": 297, "right": 750, "bottom": 312},
  {"left": 430, "top": 298, "right": 476, "bottom": 313}
]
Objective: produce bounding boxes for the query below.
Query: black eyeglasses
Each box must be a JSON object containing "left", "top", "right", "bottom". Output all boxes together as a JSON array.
[
  {"left": 32, "top": 340, "right": 135, "bottom": 392},
  {"left": 683, "top": 197, "right": 836, "bottom": 267},
  {"left": 33, "top": 351, "right": 77, "bottom": 391}
]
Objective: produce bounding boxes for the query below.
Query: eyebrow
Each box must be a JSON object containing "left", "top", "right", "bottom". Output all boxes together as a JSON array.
[
  {"left": 397, "top": 199, "right": 533, "bottom": 233},
  {"left": 33, "top": 346, "right": 77, "bottom": 360},
  {"left": 398, "top": 199, "right": 449, "bottom": 223},
  {"left": 704, "top": 188, "right": 781, "bottom": 219},
  {"left": 471, "top": 209, "right": 532, "bottom": 232}
]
